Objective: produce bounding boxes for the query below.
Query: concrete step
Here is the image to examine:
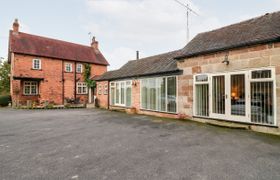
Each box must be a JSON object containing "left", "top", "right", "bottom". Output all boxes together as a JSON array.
[{"left": 206, "top": 120, "right": 249, "bottom": 130}]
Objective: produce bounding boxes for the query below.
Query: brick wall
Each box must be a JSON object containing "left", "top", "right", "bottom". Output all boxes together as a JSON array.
[
  {"left": 11, "top": 54, "right": 107, "bottom": 105},
  {"left": 95, "top": 81, "right": 109, "bottom": 108},
  {"left": 177, "top": 42, "right": 280, "bottom": 133},
  {"left": 97, "top": 79, "right": 179, "bottom": 119}
]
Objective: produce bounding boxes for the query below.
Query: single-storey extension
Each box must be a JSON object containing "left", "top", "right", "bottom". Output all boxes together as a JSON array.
[
  {"left": 94, "top": 50, "right": 182, "bottom": 118},
  {"left": 95, "top": 11, "right": 280, "bottom": 134}
]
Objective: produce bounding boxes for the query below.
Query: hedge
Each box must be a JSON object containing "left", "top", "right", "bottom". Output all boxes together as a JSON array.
[{"left": 0, "top": 95, "right": 11, "bottom": 107}]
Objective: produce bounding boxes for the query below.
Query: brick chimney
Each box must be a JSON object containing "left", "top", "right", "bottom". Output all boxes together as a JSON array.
[
  {"left": 13, "top": 19, "right": 19, "bottom": 33},
  {"left": 91, "top": 36, "right": 99, "bottom": 51}
]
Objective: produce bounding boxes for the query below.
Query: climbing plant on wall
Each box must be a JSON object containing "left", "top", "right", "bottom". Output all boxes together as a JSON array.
[{"left": 83, "top": 64, "right": 96, "bottom": 88}]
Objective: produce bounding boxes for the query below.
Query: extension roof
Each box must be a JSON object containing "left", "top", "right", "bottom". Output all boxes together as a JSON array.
[{"left": 94, "top": 50, "right": 182, "bottom": 81}]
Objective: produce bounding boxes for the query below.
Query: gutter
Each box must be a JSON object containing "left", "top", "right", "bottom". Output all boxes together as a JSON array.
[{"left": 95, "top": 69, "right": 183, "bottom": 82}]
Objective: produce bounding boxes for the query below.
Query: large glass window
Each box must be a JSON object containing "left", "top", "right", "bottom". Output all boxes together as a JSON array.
[
  {"left": 194, "top": 68, "right": 275, "bottom": 126},
  {"left": 250, "top": 69, "right": 274, "bottom": 125},
  {"left": 110, "top": 81, "right": 132, "bottom": 107},
  {"left": 140, "top": 76, "right": 177, "bottom": 113}
]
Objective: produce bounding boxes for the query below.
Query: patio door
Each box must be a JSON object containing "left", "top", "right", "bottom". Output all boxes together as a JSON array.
[{"left": 210, "top": 72, "right": 250, "bottom": 122}]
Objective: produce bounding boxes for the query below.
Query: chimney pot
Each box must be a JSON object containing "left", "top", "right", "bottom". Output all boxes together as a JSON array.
[
  {"left": 91, "top": 36, "right": 99, "bottom": 51},
  {"left": 136, "top": 51, "right": 140, "bottom": 60},
  {"left": 13, "top": 18, "right": 19, "bottom": 33}
]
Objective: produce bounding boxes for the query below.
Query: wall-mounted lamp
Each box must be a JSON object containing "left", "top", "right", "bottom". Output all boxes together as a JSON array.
[{"left": 222, "top": 52, "right": 229, "bottom": 65}]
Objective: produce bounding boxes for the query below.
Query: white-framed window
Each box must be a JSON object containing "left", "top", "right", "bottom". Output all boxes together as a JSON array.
[
  {"left": 140, "top": 76, "right": 177, "bottom": 113},
  {"left": 193, "top": 68, "right": 276, "bottom": 126},
  {"left": 98, "top": 84, "right": 102, "bottom": 95},
  {"left": 23, "top": 81, "right": 38, "bottom": 95},
  {"left": 77, "top": 82, "right": 88, "bottom": 94},
  {"left": 76, "top": 63, "right": 83, "bottom": 73},
  {"left": 32, "top": 59, "right": 41, "bottom": 70},
  {"left": 194, "top": 74, "right": 209, "bottom": 117},
  {"left": 110, "top": 80, "right": 132, "bottom": 107},
  {"left": 104, "top": 84, "right": 108, "bottom": 95},
  {"left": 65, "top": 63, "right": 72, "bottom": 72}
]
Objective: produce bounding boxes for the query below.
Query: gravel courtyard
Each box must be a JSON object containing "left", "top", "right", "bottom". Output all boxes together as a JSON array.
[{"left": 0, "top": 108, "right": 280, "bottom": 180}]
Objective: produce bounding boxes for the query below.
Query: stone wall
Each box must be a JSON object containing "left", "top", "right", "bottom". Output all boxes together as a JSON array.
[{"left": 177, "top": 42, "right": 280, "bottom": 134}]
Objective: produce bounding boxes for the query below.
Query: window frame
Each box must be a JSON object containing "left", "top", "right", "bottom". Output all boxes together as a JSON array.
[
  {"left": 193, "top": 74, "right": 209, "bottom": 118},
  {"left": 104, "top": 84, "right": 108, "bottom": 95},
  {"left": 23, "top": 81, "right": 39, "bottom": 96},
  {"left": 76, "top": 63, "right": 83, "bottom": 73},
  {"left": 110, "top": 80, "right": 132, "bottom": 107},
  {"left": 140, "top": 76, "right": 178, "bottom": 114},
  {"left": 32, "top": 59, "right": 41, "bottom": 70},
  {"left": 76, "top": 82, "right": 88, "bottom": 95},
  {"left": 98, "top": 84, "right": 102, "bottom": 95},
  {"left": 193, "top": 68, "right": 277, "bottom": 127},
  {"left": 65, "top": 63, "right": 73, "bottom": 72}
]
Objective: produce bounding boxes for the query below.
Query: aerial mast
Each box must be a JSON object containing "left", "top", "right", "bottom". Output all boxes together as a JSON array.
[{"left": 173, "top": 0, "right": 198, "bottom": 43}]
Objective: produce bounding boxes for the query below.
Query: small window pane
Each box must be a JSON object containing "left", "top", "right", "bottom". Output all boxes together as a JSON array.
[
  {"left": 252, "top": 70, "right": 271, "bottom": 79},
  {"left": 167, "top": 77, "right": 177, "bottom": 113},
  {"left": 110, "top": 87, "right": 115, "bottom": 105},
  {"left": 126, "top": 86, "right": 131, "bottom": 107},
  {"left": 196, "top": 75, "right": 208, "bottom": 82}
]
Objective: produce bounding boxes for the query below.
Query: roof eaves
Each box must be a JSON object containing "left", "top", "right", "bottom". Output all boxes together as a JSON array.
[
  {"left": 175, "top": 36, "right": 280, "bottom": 60},
  {"left": 96, "top": 69, "right": 182, "bottom": 81}
]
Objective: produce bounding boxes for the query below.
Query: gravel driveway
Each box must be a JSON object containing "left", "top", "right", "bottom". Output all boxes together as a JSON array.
[{"left": 0, "top": 108, "right": 280, "bottom": 180}]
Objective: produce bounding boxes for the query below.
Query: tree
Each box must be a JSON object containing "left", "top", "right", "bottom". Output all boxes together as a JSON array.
[{"left": 0, "top": 60, "right": 11, "bottom": 95}]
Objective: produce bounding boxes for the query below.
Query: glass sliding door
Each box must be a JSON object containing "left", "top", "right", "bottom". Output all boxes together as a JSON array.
[{"left": 212, "top": 75, "right": 225, "bottom": 115}]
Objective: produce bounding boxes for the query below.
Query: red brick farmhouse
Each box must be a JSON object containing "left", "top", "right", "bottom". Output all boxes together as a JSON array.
[{"left": 8, "top": 19, "right": 109, "bottom": 106}]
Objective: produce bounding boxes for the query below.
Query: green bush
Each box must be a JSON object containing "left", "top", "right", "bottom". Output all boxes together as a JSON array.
[{"left": 0, "top": 95, "right": 11, "bottom": 107}]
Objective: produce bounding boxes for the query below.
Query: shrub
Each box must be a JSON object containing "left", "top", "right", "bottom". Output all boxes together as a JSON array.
[{"left": 0, "top": 95, "right": 11, "bottom": 107}]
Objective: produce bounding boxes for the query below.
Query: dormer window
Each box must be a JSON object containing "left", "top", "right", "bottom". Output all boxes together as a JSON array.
[
  {"left": 76, "top": 63, "right": 83, "bottom": 73},
  {"left": 65, "top": 63, "right": 72, "bottom": 72},
  {"left": 32, "top": 59, "right": 41, "bottom": 70}
]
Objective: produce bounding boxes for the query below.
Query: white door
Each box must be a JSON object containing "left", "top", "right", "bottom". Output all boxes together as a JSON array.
[{"left": 209, "top": 71, "right": 250, "bottom": 122}]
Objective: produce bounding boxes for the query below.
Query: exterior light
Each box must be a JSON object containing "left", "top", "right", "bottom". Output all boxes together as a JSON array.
[{"left": 222, "top": 52, "right": 229, "bottom": 65}]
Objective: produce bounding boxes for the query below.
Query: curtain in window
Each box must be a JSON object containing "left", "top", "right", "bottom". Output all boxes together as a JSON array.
[
  {"left": 167, "top": 77, "right": 177, "bottom": 113},
  {"left": 126, "top": 83, "right": 132, "bottom": 107},
  {"left": 141, "top": 77, "right": 176, "bottom": 113},
  {"left": 195, "top": 84, "right": 209, "bottom": 116}
]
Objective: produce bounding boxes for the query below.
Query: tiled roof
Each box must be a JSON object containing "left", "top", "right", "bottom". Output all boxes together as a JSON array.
[
  {"left": 9, "top": 31, "right": 109, "bottom": 65},
  {"left": 177, "top": 11, "right": 280, "bottom": 59},
  {"left": 94, "top": 50, "right": 182, "bottom": 81}
]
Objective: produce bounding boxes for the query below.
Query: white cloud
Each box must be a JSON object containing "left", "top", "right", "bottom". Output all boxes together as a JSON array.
[
  {"left": 84, "top": 0, "right": 224, "bottom": 70},
  {"left": 104, "top": 46, "right": 146, "bottom": 71}
]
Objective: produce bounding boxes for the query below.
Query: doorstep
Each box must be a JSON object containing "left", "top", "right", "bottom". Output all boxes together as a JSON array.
[
  {"left": 86, "top": 103, "right": 95, "bottom": 109},
  {"left": 206, "top": 120, "right": 250, "bottom": 130}
]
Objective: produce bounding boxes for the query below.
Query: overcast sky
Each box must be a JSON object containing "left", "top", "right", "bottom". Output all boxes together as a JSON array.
[{"left": 1, "top": 0, "right": 279, "bottom": 70}]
